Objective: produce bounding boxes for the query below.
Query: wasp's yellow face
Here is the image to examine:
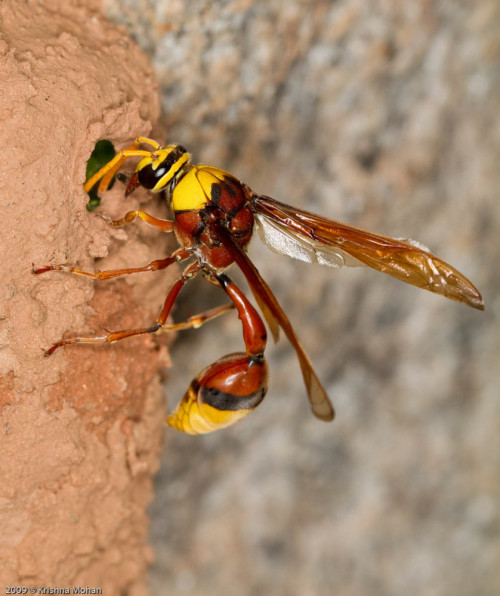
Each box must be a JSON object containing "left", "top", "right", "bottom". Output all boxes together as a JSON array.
[{"left": 135, "top": 144, "right": 190, "bottom": 193}]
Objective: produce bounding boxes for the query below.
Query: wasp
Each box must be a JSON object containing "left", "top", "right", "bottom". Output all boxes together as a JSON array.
[{"left": 33, "top": 137, "right": 484, "bottom": 434}]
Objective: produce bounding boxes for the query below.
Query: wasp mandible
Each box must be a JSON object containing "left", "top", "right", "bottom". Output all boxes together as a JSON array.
[{"left": 33, "top": 137, "right": 484, "bottom": 434}]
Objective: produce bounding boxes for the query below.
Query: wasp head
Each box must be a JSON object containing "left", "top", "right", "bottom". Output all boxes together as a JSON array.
[{"left": 125, "top": 144, "right": 190, "bottom": 196}]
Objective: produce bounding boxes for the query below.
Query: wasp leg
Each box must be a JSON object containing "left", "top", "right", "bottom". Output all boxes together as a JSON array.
[
  {"left": 84, "top": 137, "right": 160, "bottom": 195},
  {"left": 32, "top": 247, "right": 191, "bottom": 281},
  {"left": 162, "top": 303, "right": 235, "bottom": 332},
  {"left": 42, "top": 261, "right": 201, "bottom": 356},
  {"left": 167, "top": 273, "right": 269, "bottom": 434},
  {"left": 108, "top": 209, "right": 174, "bottom": 232}
]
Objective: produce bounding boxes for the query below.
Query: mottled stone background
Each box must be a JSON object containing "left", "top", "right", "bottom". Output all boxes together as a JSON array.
[{"left": 103, "top": 1, "right": 498, "bottom": 595}]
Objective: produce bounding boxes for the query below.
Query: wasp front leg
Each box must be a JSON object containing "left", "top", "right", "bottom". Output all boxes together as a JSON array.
[
  {"left": 167, "top": 274, "right": 269, "bottom": 435},
  {"left": 84, "top": 137, "right": 160, "bottom": 195}
]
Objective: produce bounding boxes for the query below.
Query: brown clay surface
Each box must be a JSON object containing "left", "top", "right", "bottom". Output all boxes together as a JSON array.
[{"left": 0, "top": 0, "right": 173, "bottom": 591}]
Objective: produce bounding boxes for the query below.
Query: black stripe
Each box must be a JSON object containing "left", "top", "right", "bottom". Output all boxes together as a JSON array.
[{"left": 200, "top": 384, "right": 266, "bottom": 412}]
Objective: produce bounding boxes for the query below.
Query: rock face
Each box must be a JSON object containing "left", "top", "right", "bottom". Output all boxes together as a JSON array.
[{"left": 0, "top": 1, "right": 171, "bottom": 591}]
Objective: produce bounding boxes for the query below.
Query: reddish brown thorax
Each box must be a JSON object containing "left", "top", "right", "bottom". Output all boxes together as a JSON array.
[{"left": 174, "top": 174, "right": 254, "bottom": 270}]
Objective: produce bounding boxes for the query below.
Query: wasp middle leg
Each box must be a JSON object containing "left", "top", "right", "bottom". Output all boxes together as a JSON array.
[{"left": 32, "top": 247, "right": 191, "bottom": 281}]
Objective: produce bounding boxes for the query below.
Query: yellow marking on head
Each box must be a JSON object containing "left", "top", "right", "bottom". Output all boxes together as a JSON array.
[
  {"left": 136, "top": 154, "right": 155, "bottom": 172},
  {"left": 153, "top": 151, "right": 190, "bottom": 192},
  {"left": 135, "top": 145, "right": 191, "bottom": 193}
]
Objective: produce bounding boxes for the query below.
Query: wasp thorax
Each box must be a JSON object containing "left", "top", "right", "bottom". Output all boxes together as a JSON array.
[{"left": 137, "top": 144, "right": 190, "bottom": 192}]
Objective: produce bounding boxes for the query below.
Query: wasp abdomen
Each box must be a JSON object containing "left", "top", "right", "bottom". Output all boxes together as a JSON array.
[{"left": 166, "top": 353, "right": 268, "bottom": 434}]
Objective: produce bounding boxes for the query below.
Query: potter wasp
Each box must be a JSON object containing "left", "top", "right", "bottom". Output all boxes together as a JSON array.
[{"left": 33, "top": 137, "right": 484, "bottom": 434}]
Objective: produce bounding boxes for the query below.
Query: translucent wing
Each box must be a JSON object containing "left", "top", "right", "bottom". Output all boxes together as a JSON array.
[
  {"left": 252, "top": 195, "right": 484, "bottom": 310},
  {"left": 255, "top": 212, "right": 364, "bottom": 268}
]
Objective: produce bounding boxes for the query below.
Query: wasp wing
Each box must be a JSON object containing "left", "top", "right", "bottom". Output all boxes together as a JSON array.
[
  {"left": 252, "top": 195, "right": 484, "bottom": 310},
  {"left": 255, "top": 211, "right": 364, "bottom": 268}
]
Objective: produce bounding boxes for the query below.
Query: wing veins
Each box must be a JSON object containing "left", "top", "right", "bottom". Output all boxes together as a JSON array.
[{"left": 252, "top": 195, "right": 484, "bottom": 310}]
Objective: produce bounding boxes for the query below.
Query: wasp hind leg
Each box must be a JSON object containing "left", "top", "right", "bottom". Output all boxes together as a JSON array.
[
  {"left": 162, "top": 303, "right": 235, "bottom": 332},
  {"left": 167, "top": 273, "right": 269, "bottom": 435}
]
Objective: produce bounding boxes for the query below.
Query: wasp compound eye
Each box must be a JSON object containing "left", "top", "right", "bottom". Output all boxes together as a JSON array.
[{"left": 138, "top": 163, "right": 163, "bottom": 189}]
